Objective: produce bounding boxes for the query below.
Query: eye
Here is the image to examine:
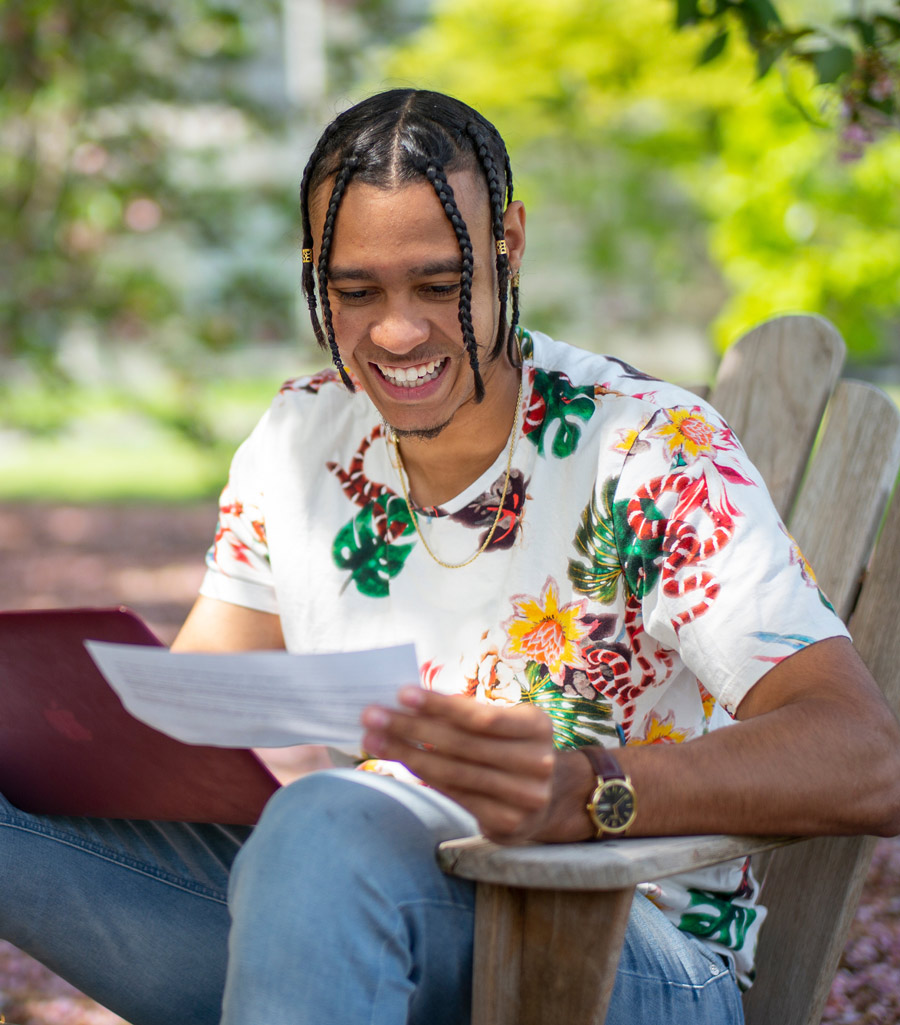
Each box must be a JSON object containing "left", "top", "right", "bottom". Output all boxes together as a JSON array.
[
  {"left": 332, "top": 288, "right": 376, "bottom": 305},
  {"left": 421, "top": 282, "right": 461, "bottom": 300}
]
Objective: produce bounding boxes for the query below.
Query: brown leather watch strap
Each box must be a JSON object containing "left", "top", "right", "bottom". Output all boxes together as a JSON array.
[{"left": 580, "top": 745, "right": 625, "bottom": 782}]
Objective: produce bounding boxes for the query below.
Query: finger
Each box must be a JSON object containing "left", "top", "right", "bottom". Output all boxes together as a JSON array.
[
  {"left": 363, "top": 731, "right": 553, "bottom": 809},
  {"left": 395, "top": 689, "right": 554, "bottom": 741},
  {"left": 436, "top": 784, "right": 549, "bottom": 843},
  {"left": 362, "top": 710, "right": 554, "bottom": 776}
]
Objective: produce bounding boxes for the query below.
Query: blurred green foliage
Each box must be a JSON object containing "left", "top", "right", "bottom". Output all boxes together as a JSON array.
[
  {"left": 673, "top": 0, "right": 900, "bottom": 152},
  {"left": 0, "top": 0, "right": 297, "bottom": 404},
  {"left": 382, "top": 0, "right": 900, "bottom": 361},
  {"left": 3, "top": 0, "right": 899, "bottom": 494}
]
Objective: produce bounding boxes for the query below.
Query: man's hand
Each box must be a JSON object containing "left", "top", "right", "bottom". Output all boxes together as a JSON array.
[{"left": 361, "top": 689, "right": 591, "bottom": 844}]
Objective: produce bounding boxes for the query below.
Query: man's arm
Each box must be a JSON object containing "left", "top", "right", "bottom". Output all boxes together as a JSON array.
[
  {"left": 360, "top": 636, "right": 900, "bottom": 844},
  {"left": 172, "top": 595, "right": 285, "bottom": 652}
]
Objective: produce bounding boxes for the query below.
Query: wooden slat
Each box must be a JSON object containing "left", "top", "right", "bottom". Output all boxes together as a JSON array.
[
  {"left": 472, "top": 885, "right": 634, "bottom": 1025},
  {"left": 743, "top": 383, "right": 900, "bottom": 1025},
  {"left": 848, "top": 457, "right": 900, "bottom": 715},
  {"left": 518, "top": 888, "right": 633, "bottom": 1025},
  {"left": 439, "top": 834, "right": 793, "bottom": 890},
  {"left": 744, "top": 835, "right": 878, "bottom": 1025},
  {"left": 709, "top": 315, "right": 845, "bottom": 517},
  {"left": 788, "top": 380, "right": 900, "bottom": 619},
  {"left": 471, "top": 885, "right": 525, "bottom": 1025}
]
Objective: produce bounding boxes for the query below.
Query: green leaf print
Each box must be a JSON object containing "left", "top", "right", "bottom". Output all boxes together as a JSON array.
[
  {"left": 611, "top": 488, "right": 665, "bottom": 599},
  {"left": 333, "top": 502, "right": 415, "bottom": 598},
  {"left": 568, "top": 477, "right": 665, "bottom": 603},
  {"left": 679, "top": 889, "right": 758, "bottom": 949},
  {"left": 520, "top": 664, "right": 617, "bottom": 748},
  {"left": 518, "top": 328, "right": 534, "bottom": 361},
  {"left": 569, "top": 477, "right": 623, "bottom": 602},
  {"left": 527, "top": 370, "right": 596, "bottom": 459}
]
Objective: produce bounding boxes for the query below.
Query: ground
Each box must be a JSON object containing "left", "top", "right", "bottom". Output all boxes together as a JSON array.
[{"left": 0, "top": 501, "right": 898, "bottom": 1024}]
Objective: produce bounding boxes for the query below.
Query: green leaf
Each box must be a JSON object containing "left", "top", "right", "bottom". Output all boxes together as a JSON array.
[
  {"left": 756, "top": 40, "right": 789, "bottom": 78},
  {"left": 679, "top": 889, "right": 758, "bottom": 948},
  {"left": 526, "top": 370, "right": 596, "bottom": 459},
  {"left": 568, "top": 477, "right": 623, "bottom": 602},
  {"left": 611, "top": 492, "right": 665, "bottom": 599},
  {"left": 742, "top": 0, "right": 783, "bottom": 29},
  {"left": 840, "top": 16, "right": 877, "bottom": 48},
  {"left": 521, "top": 675, "right": 618, "bottom": 748},
  {"left": 874, "top": 15, "right": 900, "bottom": 40},
  {"left": 698, "top": 30, "right": 729, "bottom": 66},
  {"left": 332, "top": 503, "right": 415, "bottom": 598},
  {"left": 811, "top": 44, "right": 855, "bottom": 85},
  {"left": 676, "top": 0, "right": 701, "bottom": 29}
]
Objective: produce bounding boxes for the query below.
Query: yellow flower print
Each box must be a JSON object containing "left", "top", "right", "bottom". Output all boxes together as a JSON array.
[
  {"left": 632, "top": 710, "right": 692, "bottom": 745},
  {"left": 504, "top": 577, "right": 591, "bottom": 684},
  {"left": 612, "top": 427, "right": 641, "bottom": 454},
  {"left": 698, "top": 681, "right": 716, "bottom": 721},
  {"left": 780, "top": 523, "right": 818, "bottom": 587},
  {"left": 656, "top": 407, "right": 717, "bottom": 460}
]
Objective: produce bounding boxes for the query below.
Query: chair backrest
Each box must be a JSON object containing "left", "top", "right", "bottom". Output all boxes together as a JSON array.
[{"left": 708, "top": 315, "right": 900, "bottom": 1025}]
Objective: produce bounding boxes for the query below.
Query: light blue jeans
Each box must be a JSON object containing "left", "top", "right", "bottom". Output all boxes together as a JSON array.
[{"left": 0, "top": 770, "right": 743, "bottom": 1024}]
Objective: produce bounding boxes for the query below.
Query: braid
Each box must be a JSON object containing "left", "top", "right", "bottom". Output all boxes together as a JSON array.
[
  {"left": 299, "top": 158, "right": 325, "bottom": 349},
  {"left": 317, "top": 155, "right": 359, "bottom": 391},
  {"left": 424, "top": 162, "right": 485, "bottom": 402},
  {"left": 465, "top": 122, "right": 510, "bottom": 362},
  {"left": 509, "top": 272, "right": 521, "bottom": 366},
  {"left": 299, "top": 119, "right": 346, "bottom": 351},
  {"left": 499, "top": 147, "right": 520, "bottom": 364}
]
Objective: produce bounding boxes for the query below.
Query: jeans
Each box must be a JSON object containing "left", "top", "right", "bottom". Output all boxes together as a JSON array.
[{"left": 0, "top": 770, "right": 743, "bottom": 1024}]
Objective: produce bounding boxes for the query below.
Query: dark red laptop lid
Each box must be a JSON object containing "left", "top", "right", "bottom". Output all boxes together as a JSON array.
[{"left": 0, "top": 607, "right": 280, "bottom": 823}]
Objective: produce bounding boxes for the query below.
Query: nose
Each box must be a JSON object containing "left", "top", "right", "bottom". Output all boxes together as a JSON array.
[{"left": 369, "top": 302, "right": 430, "bottom": 356}]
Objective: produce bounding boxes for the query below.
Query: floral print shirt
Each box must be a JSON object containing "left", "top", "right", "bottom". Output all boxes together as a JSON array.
[{"left": 200, "top": 329, "right": 848, "bottom": 987}]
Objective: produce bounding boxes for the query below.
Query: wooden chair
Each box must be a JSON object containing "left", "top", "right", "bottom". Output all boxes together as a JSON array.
[{"left": 438, "top": 314, "right": 900, "bottom": 1025}]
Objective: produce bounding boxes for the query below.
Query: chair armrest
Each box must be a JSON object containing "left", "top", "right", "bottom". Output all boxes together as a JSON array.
[{"left": 438, "top": 833, "right": 797, "bottom": 890}]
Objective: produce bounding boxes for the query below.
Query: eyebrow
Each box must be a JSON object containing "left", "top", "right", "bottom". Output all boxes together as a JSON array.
[{"left": 327, "top": 258, "right": 463, "bottom": 282}]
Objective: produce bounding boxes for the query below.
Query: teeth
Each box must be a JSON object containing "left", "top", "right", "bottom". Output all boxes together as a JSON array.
[{"left": 379, "top": 359, "right": 445, "bottom": 388}]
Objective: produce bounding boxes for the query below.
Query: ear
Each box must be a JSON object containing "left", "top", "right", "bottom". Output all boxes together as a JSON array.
[{"left": 503, "top": 200, "right": 526, "bottom": 272}]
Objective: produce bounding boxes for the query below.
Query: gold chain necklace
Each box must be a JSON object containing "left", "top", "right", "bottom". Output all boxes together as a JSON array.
[{"left": 390, "top": 374, "right": 523, "bottom": 570}]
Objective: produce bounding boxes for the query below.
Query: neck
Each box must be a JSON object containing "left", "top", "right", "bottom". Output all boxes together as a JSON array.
[{"left": 394, "top": 359, "right": 521, "bottom": 508}]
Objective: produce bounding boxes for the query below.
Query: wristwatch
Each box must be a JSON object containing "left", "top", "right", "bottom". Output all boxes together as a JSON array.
[{"left": 581, "top": 745, "right": 637, "bottom": 839}]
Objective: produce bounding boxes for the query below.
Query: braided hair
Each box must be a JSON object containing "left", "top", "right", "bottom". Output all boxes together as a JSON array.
[{"left": 299, "top": 90, "right": 521, "bottom": 400}]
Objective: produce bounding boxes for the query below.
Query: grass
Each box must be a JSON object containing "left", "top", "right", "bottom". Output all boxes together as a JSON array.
[
  {"left": 2, "top": 376, "right": 898, "bottom": 505},
  {"left": 0, "top": 377, "right": 285, "bottom": 503}
]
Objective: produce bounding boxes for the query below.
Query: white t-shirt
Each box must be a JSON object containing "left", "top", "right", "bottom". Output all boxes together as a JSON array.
[{"left": 200, "top": 329, "right": 849, "bottom": 986}]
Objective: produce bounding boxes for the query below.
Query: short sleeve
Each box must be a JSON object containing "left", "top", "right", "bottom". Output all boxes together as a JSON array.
[
  {"left": 613, "top": 400, "right": 849, "bottom": 715},
  {"left": 198, "top": 411, "right": 279, "bottom": 615}
]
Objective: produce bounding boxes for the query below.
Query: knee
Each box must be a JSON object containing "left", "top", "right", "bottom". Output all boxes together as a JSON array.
[
  {"left": 231, "top": 771, "right": 420, "bottom": 887},
  {"left": 245, "top": 769, "right": 396, "bottom": 853},
  {"left": 229, "top": 769, "right": 471, "bottom": 911}
]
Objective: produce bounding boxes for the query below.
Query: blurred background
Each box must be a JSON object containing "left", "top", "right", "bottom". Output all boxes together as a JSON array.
[
  {"left": 2, "top": 1, "right": 900, "bottom": 1022},
  {"left": 2, "top": 0, "right": 899, "bottom": 504}
]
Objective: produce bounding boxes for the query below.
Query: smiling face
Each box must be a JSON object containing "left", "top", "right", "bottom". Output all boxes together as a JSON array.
[{"left": 309, "top": 170, "right": 525, "bottom": 442}]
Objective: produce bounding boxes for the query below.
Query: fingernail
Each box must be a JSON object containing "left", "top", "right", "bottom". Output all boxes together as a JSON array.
[
  {"left": 398, "top": 686, "right": 424, "bottom": 707},
  {"left": 362, "top": 707, "right": 389, "bottom": 728},
  {"left": 362, "top": 732, "right": 385, "bottom": 756}
]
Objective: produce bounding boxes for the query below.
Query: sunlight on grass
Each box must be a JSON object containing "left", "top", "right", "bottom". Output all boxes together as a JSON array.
[
  {"left": 0, "top": 377, "right": 285, "bottom": 503},
  {"left": 1, "top": 377, "right": 897, "bottom": 505},
  {"left": 0, "top": 436, "right": 235, "bottom": 502}
]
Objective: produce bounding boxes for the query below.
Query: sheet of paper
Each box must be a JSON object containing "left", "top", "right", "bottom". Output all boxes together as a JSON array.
[{"left": 85, "top": 641, "right": 420, "bottom": 753}]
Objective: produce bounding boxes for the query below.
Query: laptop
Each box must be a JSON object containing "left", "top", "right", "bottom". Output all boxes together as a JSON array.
[{"left": 0, "top": 606, "right": 280, "bottom": 823}]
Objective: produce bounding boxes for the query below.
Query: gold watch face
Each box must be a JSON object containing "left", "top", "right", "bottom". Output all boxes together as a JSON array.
[{"left": 588, "top": 779, "right": 636, "bottom": 835}]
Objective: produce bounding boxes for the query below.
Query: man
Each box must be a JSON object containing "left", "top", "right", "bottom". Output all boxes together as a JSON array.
[{"left": 3, "top": 89, "right": 899, "bottom": 1025}]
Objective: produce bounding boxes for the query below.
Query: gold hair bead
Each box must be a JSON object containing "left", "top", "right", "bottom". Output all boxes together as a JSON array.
[
  {"left": 496, "top": 239, "right": 508, "bottom": 255},
  {"left": 512, "top": 270, "right": 520, "bottom": 288},
  {"left": 301, "top": 249, "right": 314, "bottom": 263}
]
